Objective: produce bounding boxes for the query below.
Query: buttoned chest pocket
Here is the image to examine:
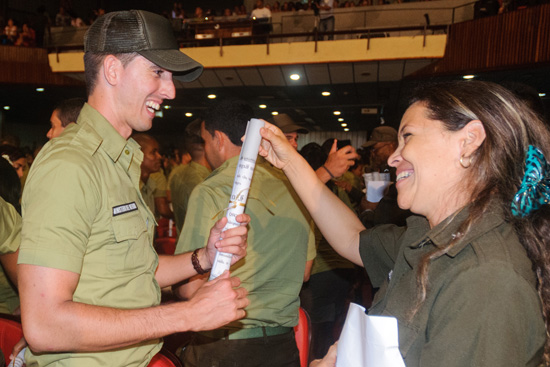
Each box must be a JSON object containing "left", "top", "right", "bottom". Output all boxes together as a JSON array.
[{"left": 107, "top": 207, "right": 150, "bottom": 272}]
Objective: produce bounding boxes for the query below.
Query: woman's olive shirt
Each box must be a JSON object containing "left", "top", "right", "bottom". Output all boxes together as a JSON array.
[{"left": 360, "top": 205, "right": 546, "bottom": 367}]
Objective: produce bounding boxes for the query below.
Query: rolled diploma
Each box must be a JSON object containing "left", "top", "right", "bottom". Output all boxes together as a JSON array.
[{"left": 209, "top": 118, "right": 265, "bottom": 280}]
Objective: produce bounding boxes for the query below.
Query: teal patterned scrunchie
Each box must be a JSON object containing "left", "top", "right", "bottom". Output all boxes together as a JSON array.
[{"left": 511, "top": 145, "right": 550, "bottom": 218}]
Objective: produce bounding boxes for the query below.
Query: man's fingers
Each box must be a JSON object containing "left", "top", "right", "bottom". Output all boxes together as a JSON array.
[{"left": 330, "top": 139, "right": 338, "bottom": 153}]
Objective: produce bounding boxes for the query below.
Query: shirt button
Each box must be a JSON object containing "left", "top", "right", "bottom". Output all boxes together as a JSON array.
[{"left": 125, "top": 149, "right": 130, "bottom": 155}]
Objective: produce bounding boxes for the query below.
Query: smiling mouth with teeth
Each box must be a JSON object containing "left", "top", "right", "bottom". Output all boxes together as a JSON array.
[
  {"left": 146, "top": 101, "right": 160, "bottom": 113},
  {"left": 396, "top": 171, "right": 412, "bottom": 182}
]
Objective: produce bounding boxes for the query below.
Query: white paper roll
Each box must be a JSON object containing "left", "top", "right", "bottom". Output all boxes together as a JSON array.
[{"left": 209, "top": 118, "right": 265, "bottom": 280}]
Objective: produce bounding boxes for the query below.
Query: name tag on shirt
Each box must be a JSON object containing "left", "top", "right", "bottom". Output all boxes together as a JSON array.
[{"left": 112, "top": 202, "right": 138, "bottom": 216}]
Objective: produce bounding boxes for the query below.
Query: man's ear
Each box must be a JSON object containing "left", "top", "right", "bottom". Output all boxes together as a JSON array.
[
  {"left": 214, "top": 130, "right": 225, "bottom": 150},
  {"left": 102, "top": 55, "right": 122, "bottom": 86},
  {"left": 461, "top": 120, "right": 486, "bottom": 157}
]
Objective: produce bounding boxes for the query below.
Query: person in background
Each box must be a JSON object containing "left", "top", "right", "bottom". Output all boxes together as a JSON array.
[
  {"left": 174, "top": 100, "right": 316, "bottom": 367},
  {"left": 259, "top": 80, "right": 550, "bottom": 367},
  {"left": 47, "top": 98, "right": 85, "bottom": 140},
  {"left": 18, "top": 10, "right": 249, "bottom": 367},
  {"left": 169, "top": 119, "right": 211, "bottom": 234},
  {"left": 0, "top": 157, "right": 22, "bottom": 316},
  {"left": 270, "top": 113, "right": 359, "bottom": 183},
  {"left": 0, "top": 145, "right": 27, "bottom": 179}
]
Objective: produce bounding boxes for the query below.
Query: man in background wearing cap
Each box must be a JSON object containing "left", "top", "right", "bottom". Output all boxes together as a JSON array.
[
  {"left": 271, "top": 113, "right": 359, "bottom": 182},
  {"left": 359, "top": 126, "right": 411, "bottom": 228},
  {"left": 18, "top": 10, "right": 249, "bottom": 367}
]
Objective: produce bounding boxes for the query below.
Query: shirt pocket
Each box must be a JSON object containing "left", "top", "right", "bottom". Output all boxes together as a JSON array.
[{"left": 107, "top": 208, "right": 149, "bottom": 272}]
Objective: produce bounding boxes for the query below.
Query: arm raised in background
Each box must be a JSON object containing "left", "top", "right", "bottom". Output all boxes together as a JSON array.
[{"left": 258, "top": 122, "right": 365, "bottom": 266}]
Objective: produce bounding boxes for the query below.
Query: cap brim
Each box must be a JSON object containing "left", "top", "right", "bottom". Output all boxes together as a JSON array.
[
  {"left": 280, "top": 124, "right": 309, "bottom": 134},
  {"left": 361, "top": 140, "right": 376, "bottom": 148},
  {"left": 139, "top": 49, "right": 203, "bottom": 82}
]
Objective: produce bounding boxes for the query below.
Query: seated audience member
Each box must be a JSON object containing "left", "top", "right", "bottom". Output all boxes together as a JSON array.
[
  {"left": 251, "top": 0, "right": 272, "bottom": 19},
  {"left": 47, "top": 98, "right": 86, "bottom": 140},
  {"left": 14, "top": 23, "right": 36, "bottom": 47},
  {"left": 174, "top": 100, "right": 316, "bottom": 367},
  {"left": 2, "top": 18, "right": 18, "bottom": 45},
  {"left": 259, "top": 80, "right": 550, "bottom": 367},
  {"left": 55, "top": 6, "right": 72, "bottom": 26}
]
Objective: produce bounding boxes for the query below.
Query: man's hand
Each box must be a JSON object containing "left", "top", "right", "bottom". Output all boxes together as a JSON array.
[
  {"left": 183, "top": 271, "right": 249, "bottom": 331},
  {"left": 203, "top": 214, "right": 250, "bottom": 269},
  {"left": 317, "top": 140, "right": 359, "bottom": 183}
]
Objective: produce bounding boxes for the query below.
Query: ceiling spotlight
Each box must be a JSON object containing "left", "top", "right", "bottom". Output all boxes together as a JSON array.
[
  {"left": 341, "top": 123, "right": 347, "bottom": 127},
  {"left": 463, "top": 75, "right": 475, "bottom": 80},
  {"left": 36, "top": 87, "right": 45, "bottom": 92},
  {"left": 164, "top": 105, "right": 171, "bottom": 109},
  {"left": 539, "top": 93, "right": 546, "bottom": 97},
  {"left": 3, "top": 106, "right": 9, "bottom": 111},
  {"left": 344, "top": 128, "right": 350, "bottom": 132},
  {"left": 321, "top": 91, "right": 331, "bottom": 96},
  {"left": 185, "top": 112, "right": 193, "bottom": 117},
  {"left": 259, "top": 104, "right": 267, "bottom": 109},
  {"left": 271, "top": 111, "right": 279, "bottom": 115},
  {"left": 338, "top": 118, "right": 344, "bottom": 122},
  {"left": 208, "top": 94, "right": 217, "bottom": 99},
  {"left": 333, "top": 111, "right": 341, "bottom": 116},
  {"left": 290, "top": 74, "right": 300, "bottom": 81}
]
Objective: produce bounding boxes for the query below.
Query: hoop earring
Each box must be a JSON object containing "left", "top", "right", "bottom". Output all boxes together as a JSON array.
[{"left": 460, "top": 155, "right": 472, "bottom": 169}]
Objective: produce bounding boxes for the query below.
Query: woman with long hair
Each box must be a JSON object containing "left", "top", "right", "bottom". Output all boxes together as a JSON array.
[{"left": 259, "top": 81, "right": 550, "bottom": 366}]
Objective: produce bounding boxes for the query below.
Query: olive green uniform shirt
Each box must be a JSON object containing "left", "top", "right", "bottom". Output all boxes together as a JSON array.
[
  {"left": 0, "top": 196, "right": 20, "bottom": 314},
  {"left": 168, "top": 161, "right": 211, "bottom": 234},
  {"left": 360, "top": 205, "right": 545, "bottom": 367},
  {"left": 176, "top": 156, "right": 316, "bottom": 329},
  {"left": 140, "top": 176, "right": 157, "bottom": 215},
  {"left": 19, "top": 104, "right": 162, "bottom": 367}
]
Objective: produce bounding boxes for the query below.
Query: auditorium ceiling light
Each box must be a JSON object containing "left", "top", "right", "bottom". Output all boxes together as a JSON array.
[
  {"left": 338, "top": 118, "right": 344, "bottom": 122},
  {"left": 35, "top": 87, "right": 45, "bottom": 92},
  {"left": 341, "top": 123, "right": 347, "bottom": 127},
  {"left": 259, "top": 104, "right": 267, "bottom": 109},
  {"left": 208, "top": 94, "right": 217, "bottom": 99},
  {"left": 463, "top": 75, "right": 475, "bottom": 80},
  {"left": 344, "top": 128, "right": 350, "bottom": 132},
  {"left": 290, "top": 74, "right": 300, "bottom": 81},
  {"left": 539, "top": 93, "right": 546, "bottom": 97},
  {"left": 272, "top": 111, "right": 279, "bottom": 115},
  {"left": 185, "top": 112, "right": 193, "bottom": 117},
  {"left": 333, "top": 111, "right": 341, "bottom": 115},
  {"left": 3, "top": 106, "right": 10, "bottom": 110},
  {"left": 321, "top": 91, "right": 331, "bottom": 96}
]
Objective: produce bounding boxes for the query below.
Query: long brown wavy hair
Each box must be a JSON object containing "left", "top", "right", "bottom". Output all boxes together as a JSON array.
[{"left": 407, "top": 81, "right": 550, "bottom": 365}]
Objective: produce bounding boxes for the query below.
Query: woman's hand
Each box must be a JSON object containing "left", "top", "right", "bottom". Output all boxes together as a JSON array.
[
  {"left": 258, "top": 121, "right": 298, "bottom": 170},
  {"left": 310, "top": 342, "right": 338, "bottom": 367},
  {"left": 204, "top": 214, "right": 250, "bottom": 269}
]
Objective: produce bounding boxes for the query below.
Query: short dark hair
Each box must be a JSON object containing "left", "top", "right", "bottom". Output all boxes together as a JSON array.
[
  {"left": 84, "top": 52, "right": 138, "bottom": 96},
  {"left": 55, "top": 98, "right": 86, "bottom": 127},
  {"left": 0, "top": 157, "right": 21, "bottom": 214},
  {"left": 203, "top": 100, "right": 254, "bottom": 146}
]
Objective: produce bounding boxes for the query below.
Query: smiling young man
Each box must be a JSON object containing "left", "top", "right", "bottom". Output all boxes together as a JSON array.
[{"left": 18, "top": 10, "right": 250, "bottom": 367}]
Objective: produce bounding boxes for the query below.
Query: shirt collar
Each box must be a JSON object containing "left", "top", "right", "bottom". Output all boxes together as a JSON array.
[
  {"left": 78, "top": 103, "right": 143, "bottom": 170},
  {"left": 407, "top": 202, "right": 506, "bottom": 258}
]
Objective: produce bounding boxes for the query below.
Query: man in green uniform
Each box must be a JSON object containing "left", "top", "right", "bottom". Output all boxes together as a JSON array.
[
  {"left": 133, "top": 133, "right": 164, "bottom": 215},
  {"left": 18, "top": 10, "right": 249, "bottom": 367},
  {"left": 174, "top": 100, "right": 316, "bottom": 367},
  {"left": 0, "top": 195, "right": 20, "bottom": 315},
  {"left": 169, "top": 120, "right": 211, "bottom": 234}
]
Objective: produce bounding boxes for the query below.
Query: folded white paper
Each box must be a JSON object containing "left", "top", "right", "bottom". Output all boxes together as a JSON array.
[{"left": 336, "top": 303, "right": 405, "bottom": 367}]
